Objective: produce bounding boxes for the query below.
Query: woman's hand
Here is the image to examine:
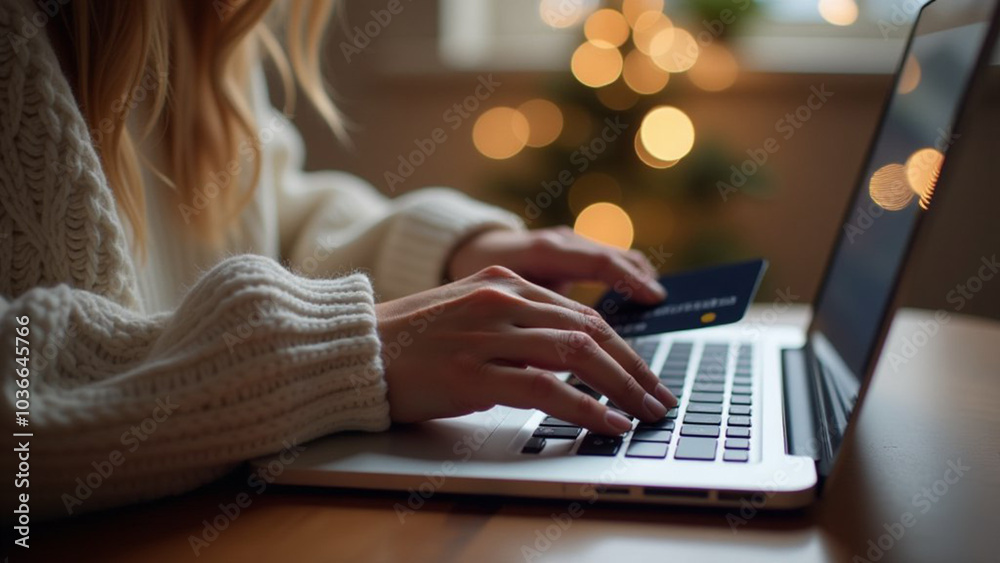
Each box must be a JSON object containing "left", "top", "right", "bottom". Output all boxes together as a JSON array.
[
  {"left": 375, "top": 266, "right": 677, "bottom": 434},
  {"left": 447, "top": 227, "right": 667, "bottom": 304}
]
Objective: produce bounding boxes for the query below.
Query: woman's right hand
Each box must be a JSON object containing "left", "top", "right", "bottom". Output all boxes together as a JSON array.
[{"left": 374, "top": 266, "right": 677, "bottom": 435}]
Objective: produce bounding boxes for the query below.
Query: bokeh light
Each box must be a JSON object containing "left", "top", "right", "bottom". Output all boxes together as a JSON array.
[
  {"left": 634, "top": 132, "right": 679, "bottom": 169},
  {"left": 639, "top": 106, "right": 696, "bottom": 163},
  {"left": 568, "top": 173, "right": 623, "bottom": 215},
  {"left": 650, "top": 28, "right": 700, "bottom": 73},
  {"left": 571, "top": 41, "right": 624, "bottom": 88},
  {"left": 688, "top": 43, "right": 739, "bottom": 92},
  {"left": 906, "top": 148, "right": 944, "bottom": 209},
  {"left": 623, "top": 50, "right": 670, "bottom": 94},
  {"left": 869, "top": 163, "right": 914, "bottom": 211},
  {"left": 632, "top": 11, "right": 673, "bottom": 55},
  {"left": 818, "top": 0, "right": 859, "bottom": 27},
  {"left": 574, "top": 202, "right": 635, "bottom": 250},
  {"left": 472, "top": 107, "right": 530, "bottom": 160},
  {"left": 518, "top": 99, "right": 564, "bottom": 148},
  {"left": 622, "top": 0, "right": 665, "bottom": 28},
  {"left": 539, "top": 0, "right": 598, "bottom": 29},
  {"left": 585, "top": 9, "right": 630, "bottom": 48},
  {"left": 898, "top": 55, "right": 922, "bottom": 95}
]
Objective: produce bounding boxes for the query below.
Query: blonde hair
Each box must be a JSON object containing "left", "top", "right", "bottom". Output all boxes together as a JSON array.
[{"left": 58, "top": 0, "right": 344, "bottom": 248}]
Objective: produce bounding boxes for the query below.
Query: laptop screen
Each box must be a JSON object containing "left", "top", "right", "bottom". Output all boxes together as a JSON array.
[{"left": 809, "top": 0, "right": 997, "bottom": 384}]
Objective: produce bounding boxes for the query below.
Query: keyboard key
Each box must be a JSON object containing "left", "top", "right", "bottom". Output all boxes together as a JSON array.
[
  {"left": 572, "top": 383, "right": 602, "bottom": 400},
  {"left": 637, "top": 419, "right": 675, "bottom": 431},
  {"left": 730, "top": 395, "right": 752, "bottom": 405},
  {"left": 728, "top": 416, "right": 752, "bottom": 427},
  {"left": 577, "top": 434, "right": 623, "bottom": 456},
  {"left": 725, "top": 438, "right": 750, "bottom": 450},
  {"left": 731, "top": 385, "right": 752, "bottom": 395},
  {"left": 626, "top": 440, "right": 669, "bottom": 459},
  {"left": 533, "top": 426, "right": 582, "bottom": 439},
  {"left": 728, "top": 406, "right": 751, "bottom": 416},
  {"left": 689, "top": 392, "right": 724, "bottom": 404},
  {"left": 665, "top": 407, "right": 679, "bottom": 419},
  {"left": 659, "top": 376, "right": 686, "bottom": 386},
  {"left": 522, "top": 436, "right": 546, "bottom": 454},
  {"left": 540, "top": 417, "right": 578, "bottom": 428},
  {"left": 674, "top": 437, "right": 717, "bottom": 460},
  {"left": 727, "top": 427, "right": 751, "bottom": 438},
  {"left": 733, "top": 375, "right": 752, "bottom": 384},
  {"left": 680, "top": 425, "right": 720, "bottom": 438},
  {"left": 686, "top": 403, "right": 723, "bottom": 415},
  {"left": 692, "top": 383, "right": 725, "bottom": 393},
  {"left": 724, "top": 450, "right": 749, "bottom": 462},
  {"left": 684, "top": 413, "right": 722, "bottom": 425},
  {"left": 632, "top": 429, "right": 673, "bottom": 442}
]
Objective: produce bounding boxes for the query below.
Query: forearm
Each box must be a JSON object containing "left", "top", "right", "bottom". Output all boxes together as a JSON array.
[{"left": 1, "top": 255, "right": 389, "bottom": 519}]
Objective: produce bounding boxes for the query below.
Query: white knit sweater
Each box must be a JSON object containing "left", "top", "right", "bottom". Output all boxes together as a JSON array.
[{"left": 0, "top": 0, "right": 522, "bottom": 519}]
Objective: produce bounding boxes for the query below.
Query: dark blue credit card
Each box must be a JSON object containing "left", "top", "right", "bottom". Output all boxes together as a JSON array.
[{"left": 594, "top": 259, "right": 768, "bottom": 337}]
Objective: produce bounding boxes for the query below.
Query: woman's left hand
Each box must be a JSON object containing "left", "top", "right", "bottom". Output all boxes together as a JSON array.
[{"left": 447, "top": 227, "right": 667, "bottom": 304}]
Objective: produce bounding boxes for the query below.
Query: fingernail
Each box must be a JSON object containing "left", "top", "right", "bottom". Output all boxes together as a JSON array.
[
  {"left": 604, "top": 409, "right": 633, "bottom": 433},
  {"left": 642, "top": 393, "right": 668, "bottom": 419},
  {"left": 647, "top": 280, "right": 667, "bottom": 300},
  {"left": 654, "top": 383, "right": 678, "bottom": 408}
]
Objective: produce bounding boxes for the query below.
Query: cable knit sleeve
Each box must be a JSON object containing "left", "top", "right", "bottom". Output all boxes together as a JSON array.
[
  {"left": 0, "top": 256, "right": 388, "bottom": 519},
  {"left": 255, "top": 71, "right": 525, "bottom": 301},
  {"left": 0, "top": 0, "right": 389, "bottom": 519}
]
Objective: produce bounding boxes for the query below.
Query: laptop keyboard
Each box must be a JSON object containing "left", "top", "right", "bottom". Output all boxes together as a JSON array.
[{"left": 522, "top": 340, "right": 756, "bottom": 463}]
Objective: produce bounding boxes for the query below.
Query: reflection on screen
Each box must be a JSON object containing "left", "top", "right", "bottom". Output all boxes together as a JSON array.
[{"left": 811, "top": 1, "right": 993, "bottom": 380}]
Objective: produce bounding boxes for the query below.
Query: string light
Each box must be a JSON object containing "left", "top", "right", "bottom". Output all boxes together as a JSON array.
[
  {"left": 639, "top": 106, "right": 696, "bottom": 163},
  {"left": 574, "top": 202, "right": 635, "bottom": 250},
  {"left": 585, "top": 9, "right": 630, "bottom": 48},
  {"left": 622, "top": 0, "right": 665, "bottom": 28},
  {"left": 898, "top": 55, "right": 922, "bottom": 95},
  {"left": 571, "top": 41, "right": 624, "bottom": 88},
  {"left": 472, "top": 107, "right": 530, "bottom": 160},
  {"left": 518, "top": 99, "right": 564, "bottom": 148},
  {"left": 818, "top": 0, "right": 859, "bottom": 27},
  {"left": 905, "top": 148, "right": 944, "bottom": 209},
  {"left": 688, "top": 43, "right": 739, "bottom": 92},
  {"left": 869, "top": 163, "right": 914, "bottom": 211},
  {"left": 650, "top": 27, "right": 700, "bottom": 73}
]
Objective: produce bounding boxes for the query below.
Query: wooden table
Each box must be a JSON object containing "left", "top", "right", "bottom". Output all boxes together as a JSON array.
[{"left": 31, "top": 307, "right": 1000, "bottom": 563}]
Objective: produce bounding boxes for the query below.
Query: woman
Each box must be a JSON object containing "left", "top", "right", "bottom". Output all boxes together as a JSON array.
[{"left": 0, "top": 0, "right": 676, "bottom": 518}]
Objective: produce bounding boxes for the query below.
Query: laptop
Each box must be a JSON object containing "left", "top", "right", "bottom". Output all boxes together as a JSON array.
[{"left": 254, "top": 0, "right": 1000, "bottom": 509}]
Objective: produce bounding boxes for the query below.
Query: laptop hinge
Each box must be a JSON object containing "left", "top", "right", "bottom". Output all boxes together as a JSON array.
[{"left": 781, "top": 348, "right": 835, "bottom": 482}]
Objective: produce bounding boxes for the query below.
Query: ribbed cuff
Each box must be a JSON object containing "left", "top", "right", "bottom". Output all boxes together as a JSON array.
[{"left": 375, "top": 188, "right": 524, "bottom": 300}]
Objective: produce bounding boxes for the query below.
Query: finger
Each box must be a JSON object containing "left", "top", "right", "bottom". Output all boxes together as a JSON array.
[
  {"left": 483, "top": 329, "right": 671, "bottom": 422},
  {"left": 509, "top": 301, "right": 676, "bottom": 408},
  {"left": 478, "top": 365, "right": 634, "bottom": 434},
  {"left": 532, "top": 243, "right": 666, "bottom": 304},
  {"left": 624, "top": 249, "right": 661, "bottom": 281}
]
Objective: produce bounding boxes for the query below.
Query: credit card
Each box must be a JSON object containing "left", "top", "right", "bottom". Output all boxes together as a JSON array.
[{"left": 594, "top": 259, "right": 768, "bottom": 337}]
